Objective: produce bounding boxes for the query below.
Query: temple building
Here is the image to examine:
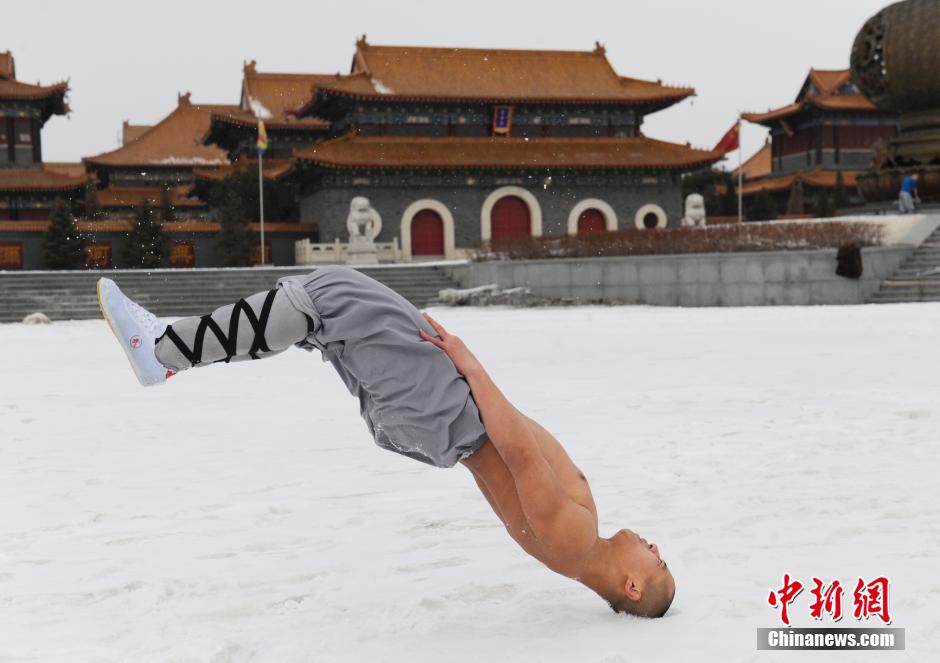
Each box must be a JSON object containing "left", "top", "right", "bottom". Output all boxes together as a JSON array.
[
  {"left": 740, "top": 69, "right": 898, "bottom": 215},
  {"left": 266, "top": 38, "right": 723, "bottom": 260},
  {"left": 0, "top": 51, "right": 86, "bottom": 269},
  {"left": 80, "top": 92, "right": 312, "bottom": 268}
]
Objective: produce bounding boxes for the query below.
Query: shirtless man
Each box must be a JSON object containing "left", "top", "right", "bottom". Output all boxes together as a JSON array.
[{"left": 98, "top": 266, "right": 674, "bottom": 618}]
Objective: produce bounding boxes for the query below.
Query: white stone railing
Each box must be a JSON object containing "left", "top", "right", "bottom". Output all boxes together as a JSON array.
[{"left": 295, "top": 237, "right": 402, "bottom": 264}]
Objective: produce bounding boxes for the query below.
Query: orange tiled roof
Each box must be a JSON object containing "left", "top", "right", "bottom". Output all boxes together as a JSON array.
[
  {"left": 0, "top": 51, "right": 14, "bottom": 79},
  {"left": 740, "top": 169, "right": 858, "bottom": 196},
  {"left": 0, "top": 51, "right": 69, "bottom": 120},
  {"left": 294, "top": 133, "right": 722, "bottom": 170},
  {"left": 241, "top": 61, "right": 337, "bottom": 120},
  {"left": 734, "top": 140, "right": 772, "bottom": 180},
  {"left": 297, "top": 39, "right": 694, "bottom": 109},
  {"left": 95, "top": 185, "right": 205, "bottom": 208},
  {"left": 192, "top": 157, "right": 294, "bottom": 182},
  {"left": 208, "top": 108, "right": 328, "bottom": 132},
  {"left": 122, "top": 121, "right": 152, "bottom": 145},
  {"left": 742, "top": 68, "right": 876, "bottom": 125},
  {"left": 0, "top": 165, "right": 86, "bottom": 192},
  {"left": 43, "top": 162, "right": 87, "bottom": 178},
  {"left": 84, "top": 93, "right": 234, "bottom": 168}
]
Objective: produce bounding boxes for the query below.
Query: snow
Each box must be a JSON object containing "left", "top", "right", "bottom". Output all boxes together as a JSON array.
[
  {"left": 1, "top": 304, "right": 938, "bottom": 662},
  {"left": 371, "top": 78, "right": 394, "bottom": 95},
  {"left": 247, "top": 95, "right": 273, "bottom": 121},
  {"left": 154, "top": 156, "right": 228, "bottom": 166}
]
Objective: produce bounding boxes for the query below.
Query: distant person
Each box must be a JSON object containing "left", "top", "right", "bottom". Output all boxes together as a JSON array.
[
  {"left": 899, "top": 173, "right": 920, "bottom": 214},
  {"left": 96, "top": 266, "right": 675, "bottom": 618}
]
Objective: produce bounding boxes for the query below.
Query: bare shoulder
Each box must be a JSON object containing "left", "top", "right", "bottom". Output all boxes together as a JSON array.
[{"left": 520, "top": 414, "right": 597, "bottom": 516}]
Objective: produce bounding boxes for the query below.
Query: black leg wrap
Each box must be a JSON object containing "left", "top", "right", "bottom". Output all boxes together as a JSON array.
[{"left": 161, "top": 289, "right": 279, "bottom": 367}]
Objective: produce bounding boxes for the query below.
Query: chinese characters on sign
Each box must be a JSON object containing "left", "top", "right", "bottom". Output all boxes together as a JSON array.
[
  {"left": 768, "top": 574, "right": 892, "bottom": 626},
  {"left": 492, "top": 106, "right": 513, "bottom": 136}
]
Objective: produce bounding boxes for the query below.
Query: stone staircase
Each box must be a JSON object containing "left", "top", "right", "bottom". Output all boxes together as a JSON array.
[
  {"left": 869, "top": 226, "right": 940, "bottom": 303},
  {"left": 0, "top": 264, "right": 462, "bottom": 323}
]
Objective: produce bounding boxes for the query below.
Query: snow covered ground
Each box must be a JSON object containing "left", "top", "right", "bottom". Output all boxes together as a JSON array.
[{"left": 1, "top": 304, "right": 938, "bottom": 662}]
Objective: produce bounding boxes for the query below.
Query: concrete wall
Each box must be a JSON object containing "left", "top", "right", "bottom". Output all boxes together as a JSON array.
[{"left": 441, "top": 246, "right": 911, "bottom": 306}]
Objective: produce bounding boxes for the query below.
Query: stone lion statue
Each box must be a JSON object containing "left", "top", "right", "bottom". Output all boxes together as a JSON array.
[
  {"left": 346, "top": 197, "right": 382, "bottom": 242},
  {"left": 681, "top": 193, "right": 707, "bottom": 228}
]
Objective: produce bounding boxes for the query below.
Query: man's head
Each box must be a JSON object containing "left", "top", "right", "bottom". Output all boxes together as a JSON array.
[
  {"left": 912, "top": 174, "right": 920, "bottom": 182},
  {"left": 603, "top": 528, "right": 675, "bottom": 618}
]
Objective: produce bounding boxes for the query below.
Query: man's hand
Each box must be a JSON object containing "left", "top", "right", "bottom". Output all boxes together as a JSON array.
[{"left": 419, "top": 312, "right": 482, "bottom": 378}]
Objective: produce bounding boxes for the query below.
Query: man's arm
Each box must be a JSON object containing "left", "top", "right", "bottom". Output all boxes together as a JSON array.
[{"left": 418, "top": 313, "right": 580, "bottom": 538}]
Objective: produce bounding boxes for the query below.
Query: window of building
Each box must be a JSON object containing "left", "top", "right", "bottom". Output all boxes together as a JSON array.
[
  {"left": 0, "top": 241, "right": 23, "bottom": 269},
  {"left": 169, "top": 241, "right": 195, "bottom": 268},
  {"left": 250, "top": 241, "right": 272, "bottom": 266},
  {"left": 84, "top": 241, "right": 112, "bottom": 269},
  {"left": 14, "top": 118, "right": 32, "bottom": 144}
]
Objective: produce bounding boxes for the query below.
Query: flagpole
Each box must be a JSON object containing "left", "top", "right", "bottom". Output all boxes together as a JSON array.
[
  {"left": 737, "top": 117, "right": 743, "bottom": 223},
  {"left": 258, "top": 150, "right": 265, "bottom": 266}
]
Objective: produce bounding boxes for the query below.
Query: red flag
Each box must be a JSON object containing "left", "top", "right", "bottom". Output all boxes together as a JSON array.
[{"left": 714, "top": 121, "right": 740, "bottom": 153}]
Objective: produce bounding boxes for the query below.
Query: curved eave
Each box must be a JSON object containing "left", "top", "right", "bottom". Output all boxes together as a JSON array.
[
  {"left": 295, "top": 156, "right": 722, "bottom": 172},
  {"left": 743, "top": 97, "right": 882, "bottom": 126},
  {"left": 0, "top": 174, "right": 85, "bottom": 193},
  {"left": 296, "top": 86, "right": 694, "bottom": 117},
  {"left": 83, "top": 158, "right": 228, "bottom": 169}
]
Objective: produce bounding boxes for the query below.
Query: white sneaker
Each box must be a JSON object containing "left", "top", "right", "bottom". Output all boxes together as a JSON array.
[{"left": 97, "top": 278, "right": 175, "bottom": 386}]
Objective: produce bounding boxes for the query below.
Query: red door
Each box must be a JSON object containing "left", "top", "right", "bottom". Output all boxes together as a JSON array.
[
  {"left": 411, "top": 209, "right": 445, "bottom": 256},
  {"left": 491, "top": 195, "right": 530, "bottom": 239},
  {"left": 577, "top": 208, "right": 606, "bottom": 233}
]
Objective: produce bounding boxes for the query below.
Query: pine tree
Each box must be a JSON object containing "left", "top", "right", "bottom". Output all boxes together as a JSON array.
[
  {"left": 215, "top": 194, "right": 251, "bottom": 267},
  {"left": 833, "top": 171, "right": 849, "bottom": 210},
  {"left": 42, "top": 198, "right": 86, "bottom": 269},
  {"left": 746, "top": 190, "right": 778, "bottom": 222},
  {"left": 123, "top": 197, "right": 169, "bottom": 268},
  {"left": 786, "top": 180, "right": 805, "bottom": 215},
  {"left": 83, "top": 179, "right": 102, "bottom": 221},
  {"left": 159, "top": 185, "right": 176, "bottom": 223},
  {"left": 813, "top": 193, "right": 836, "bottom": 218},
  {"left": 721, "top": 176, "right": 739, "bottom": 217}
]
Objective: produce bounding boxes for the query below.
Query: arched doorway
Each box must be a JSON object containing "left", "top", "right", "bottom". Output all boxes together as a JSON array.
[
  {"left": 410, "top": 209, "right": 445, "bottom": 256},
  {"left": 491, "top": 195, "right": 531, "bottom": 240},
  {"left": 634, "top": 203, "right": 668, "bottom": 230},
  {"left": 577, "top": 208, "right": 606, "bottom": 234}
]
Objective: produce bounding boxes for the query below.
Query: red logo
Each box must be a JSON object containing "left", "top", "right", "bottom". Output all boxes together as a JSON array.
[
  {"left": 129, "top": 335, "right": 142, "bottom": 348},
  {"left": 768, "top": 574, "right": 892, "bottom": 626}
]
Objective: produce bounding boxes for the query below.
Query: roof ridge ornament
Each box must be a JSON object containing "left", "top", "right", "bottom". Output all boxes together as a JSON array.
[
  {"left": 244, "top": 60, "right": 257, "bottom": 75},
  {"left": 594, "top": 41, "right": 606, "bottom": 55},
  {"left": 178, "top": 91, "right": 192, "bottom": 107}
]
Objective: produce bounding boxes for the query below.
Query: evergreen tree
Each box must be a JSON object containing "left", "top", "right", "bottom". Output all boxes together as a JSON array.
[
  {"left": 746, "top": 190, "right": 778, "bottom": 222},
  {"left": 123, "top": 197, "right": 169, "bottom": 268},
  {"left": 833, "top": 171, "right": 849, "bottom": 210},
  {"left": 159, "top": 185, "right": 176, "bottom": 223},
  {"left": 813, "top": 193, "right": 836, "bottom": 218},
  {"left": 42, "top": 198, "right": 86, "bottom": 269},
  {"left": 786, "top": 180, "right": 805, "bottom": 215},
  {"left": 215, "top": 194, "right": 251, "bottom": 267},
  {"left": 83, "top": 179, "right": 102, "bottom": 221},
  {"left": 721, "top": 177, "right": 739, "bottom": 217}
]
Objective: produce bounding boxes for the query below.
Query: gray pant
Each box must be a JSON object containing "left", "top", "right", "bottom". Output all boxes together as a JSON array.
[
  {"left": 899, "top": 191, "right": 916, "bottom": 214},
  {"left": 155, "top": 266, "right": 487, "bottom": 468}
]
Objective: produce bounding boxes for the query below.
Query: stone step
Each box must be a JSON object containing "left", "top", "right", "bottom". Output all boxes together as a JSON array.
[{"left": 0, "top": 265, "right": 460, "bottom": 323}]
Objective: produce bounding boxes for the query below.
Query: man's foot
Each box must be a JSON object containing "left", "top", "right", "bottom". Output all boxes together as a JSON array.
[{"left": 97, "top": 278, "right": 174, "bottom": 386}]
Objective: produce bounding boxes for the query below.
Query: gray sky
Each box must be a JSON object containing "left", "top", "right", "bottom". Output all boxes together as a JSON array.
[{"left": 6, "top": 0, "right": 888, "bottom": 167}]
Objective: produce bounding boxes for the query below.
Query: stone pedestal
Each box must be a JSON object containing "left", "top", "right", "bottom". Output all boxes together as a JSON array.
[{"left": 345, "top": 236, "right": 379, "bottom": 265}]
